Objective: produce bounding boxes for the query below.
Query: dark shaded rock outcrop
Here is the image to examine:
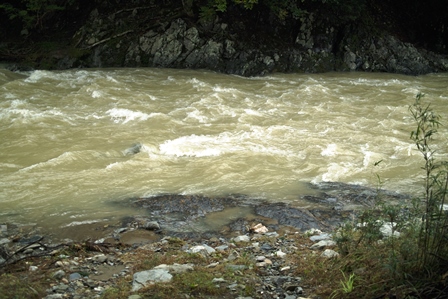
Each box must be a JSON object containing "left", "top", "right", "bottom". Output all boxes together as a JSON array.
[
  {"left": 61, "top": 4, "right": 448, "bottom": 76},
  {"left": 127, "top": 182, "right": 410, "bottom": 238},
  {"left": 3, "top": 1, "right": 447, "bottom": 76}
]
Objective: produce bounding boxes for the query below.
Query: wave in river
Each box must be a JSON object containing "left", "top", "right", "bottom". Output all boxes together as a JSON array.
[{"left": 1, "top": 68, "right": 447, "bottom": 231}]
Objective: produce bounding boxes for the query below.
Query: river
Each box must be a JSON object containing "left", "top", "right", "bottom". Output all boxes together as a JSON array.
[{"left": 1, "top": 68, "right": 447, "bottom": 237}]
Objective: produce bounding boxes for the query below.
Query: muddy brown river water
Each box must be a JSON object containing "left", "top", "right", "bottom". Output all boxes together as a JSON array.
[{"left": 1, "top": 68, "right": 447, "bottom": 238}]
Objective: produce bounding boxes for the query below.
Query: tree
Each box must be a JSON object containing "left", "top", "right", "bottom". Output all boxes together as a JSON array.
[{"left": 0, "top": 0, "right": 73, "bottom": 33}]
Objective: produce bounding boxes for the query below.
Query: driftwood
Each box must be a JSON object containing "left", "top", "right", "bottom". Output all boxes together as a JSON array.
[
  {"left": 84, "top": 239, "right": 114, "bottom": 253},
  {"left": 112, "top": 6, "right": 156, "bottom": 16},
  {"left": 86, "top": 30, "right": 134, "bottom": 49},
  {"left": 0, "top": 236, "right": 119, "bottom": 270},
  {"left": 0, "top": 236, "right": 55, "bottom": 268}
]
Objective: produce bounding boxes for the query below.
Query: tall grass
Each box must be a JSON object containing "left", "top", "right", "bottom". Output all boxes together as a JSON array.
[
  {"left": 331, "top": 93, "right": 448, "bottom": 298},
  {"left": 409, "top": 93, "right": 448, "bottom": 276}
]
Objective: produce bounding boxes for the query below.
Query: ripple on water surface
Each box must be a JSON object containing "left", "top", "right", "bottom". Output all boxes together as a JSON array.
[{"left": 0, "top": 68, "right": 447, "bottom": 233}]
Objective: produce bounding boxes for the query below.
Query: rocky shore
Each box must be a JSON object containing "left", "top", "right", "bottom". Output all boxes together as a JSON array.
[
  {"left": 0, "top": 220, "right": 334, "bottom": 299},
  {"left": 3, "top": 1, "right": 448, "bottom": 76},
  {"left": 0, "top": 182, "right": 409, "bottom": 298},
  {"left": 66, "top": 14, "right": 448, "bottom": 76}
]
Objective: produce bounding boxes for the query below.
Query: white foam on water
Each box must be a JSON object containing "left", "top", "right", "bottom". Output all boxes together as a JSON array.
[
  {"left": 1, "top": 69, "right": 447, "bottom": 231},
  {"left": 159, "top": 134, "right": 223, "bottom": 157},
  {"left": 401, "top": 87, "right": 422, "bottom": 95},
  {"left": 184, "top": 109, "right": 210, "bottom": 123},
  {"left": 3, "top": 93, "right": 18, "bottom": 99},
  {"left": 187, "top": 77, "right": 209, "bottom": 89},
  {"left": 0, "top": 105, "right": 71, "bottom": 125},
  {"left": 62, "top": 219, "right": 104, "bottom": 227},
  {"left": 106, "top": 162, "right": 121, "bottom": 170},
  {"left": 91, "top": 90, "right": 103, "bottom": 98},
  {"left": 106, "top": 75, "right": 119, "bottom": 83},
  {"left": 360, "top": 143, "right": 384, "bottom": 168},
  {"left": 347, "top": 77, "right": 408, "bottom": 87},
  {"left": 318, "top": 162, "right": 357, "bottom": 182},
  {"left": 140, "top": 144, "right": 159, "bottom": 153},
  {"left": 0, "top": 163, "right": 22, "bottom": 169},
  {"left": 107, "top": 108, "right": 153, "bottom": 124},
  {"left": 244, "top": 109, "right": 263, "bottom": 116},
  {"left": 321, "top": 144, "right": 338, "bottom": 157},
  {"left": 159, "top": 127, "right": 301, "bottom": 158},
  {"left": 24, "top": 70, "right": 53, "bottom": 83},
  {"left": 19, "top": 152, "right": 77, "bottom": 172},
  {"left": 212, "top": 85, "right": 239, "bottom": 93}
]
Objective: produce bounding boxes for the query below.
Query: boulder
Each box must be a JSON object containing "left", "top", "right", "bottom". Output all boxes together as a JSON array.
[{"left": 132, "top": 269, "right": 172, "bottom": 291}]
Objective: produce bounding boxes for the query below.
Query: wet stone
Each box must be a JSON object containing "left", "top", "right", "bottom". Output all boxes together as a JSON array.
[
  {"left": 234, "top": 235, "right": 250, "bottom": 242},
  {"left": 186, "top": 244, "right": 215, "bottom": 255},
  {"left": 52, "top": 283, "right": 69, "bottom": 292},
  {"left": 212, "top": 277, "right": 227, "bottom": 283},
  {"left": 52, "top": 270, "right": 66, "bottom": 280},
  {"left": 69, "top": 273, "right": 82, "bottom": 281},
  {"left": 260, "top": 243, "right": 273, "bottom": 251},
  {"left": 18, "top": 235, "right": 42, "bottom": 244},
  {"left": 310, "top": 240, "right": 336, "bottom": 250},
  {"left": 215, "top": 244, "right": 229, "bottom": 251},
  {"left": 123, "top": 183, "right": 410, "bottom": 237},
  {"left": 142, "top": 221, "right": 160, "bottom": 230},
  {"left": 92, "top": 254, "right": 107, "bottom": 263},
  {"left": 44, "top": 294, "right": 64, "bottom": 299},
  {"left": 309, "top": 233, "right": 331, "bottom": 242},
  {"left": 0, "top": 225, "right": 7, "bottom": 234},
  {"left": 321, "top": 249, "right": 339, "bottom": 258},
  {"left": 132, "top": 269, "right": 172, "bottom": 291},
  {"left": 23, "top": 248, "right": 34, "bottom": 254},
  {"left": 0, "top": 245, "right": 9, "bottom": 261}
]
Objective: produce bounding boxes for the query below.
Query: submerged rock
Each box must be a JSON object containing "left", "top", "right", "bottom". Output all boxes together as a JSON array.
[
  {"left": 125, "top": 182, "right": 410, "bottom": 237},
  {"left": 123, "top": 143, "right": 142, "bottom": 156}
]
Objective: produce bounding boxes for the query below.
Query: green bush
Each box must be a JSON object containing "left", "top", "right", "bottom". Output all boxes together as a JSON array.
[
  {"left": 409, "top": 93, "right": 448, "bottom": 275},
  {"left": 198, "top": 0, "right": 367, "bottom": 22},
  {"left": 332, "top": 93, "right": 448, "bottom": 298}
]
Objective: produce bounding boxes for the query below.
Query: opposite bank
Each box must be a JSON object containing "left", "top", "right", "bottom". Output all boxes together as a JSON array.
[{"left": 5, "top": 3, "right": 448, "bottom": 76}]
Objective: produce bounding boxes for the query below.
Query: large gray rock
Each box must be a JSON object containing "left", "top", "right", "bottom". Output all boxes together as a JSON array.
[
  {"left": 186, "top": 244, "right": 216, "bottom": 255},
  {"left": 73, "top": 10, "right": 447, "bottom": 76},
  {"left": 132, "top": 269, "right": 172, "bottom": 291},
  {"left": 310, "top": 240, "right": 336, "bottom": 250},
  {"left": 153, "top": 263, "right": 194, "bottom": 273}
]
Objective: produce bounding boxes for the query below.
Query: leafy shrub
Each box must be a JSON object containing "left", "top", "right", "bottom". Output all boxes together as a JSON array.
[{"left": 332, "top": 93, "right": 448, "bottom": 298}]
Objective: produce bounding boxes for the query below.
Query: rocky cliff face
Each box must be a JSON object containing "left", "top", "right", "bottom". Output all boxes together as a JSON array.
[{"left": 48, "top": 5, "right": 448, "bottom": 76}]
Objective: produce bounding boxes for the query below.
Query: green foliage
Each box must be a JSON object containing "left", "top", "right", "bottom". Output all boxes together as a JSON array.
[
  {"left": 263, "top": 0, "right": 307, "bottom": 21},
  {"left": 339, "top": 270, "right": 355, "bottom": 293},
  {"left": 409, "top": 93, "right": 448, "bottom": 275},
  {"left": 332, "top": 93, "right": 448, "bottom": 298},
  {"left": 0, "top": 273, "right": 45, "bottom": 299},
  {"left": 199, "top": 0, "right": 258, "bottom": 20},
  {"left": 233, "top": 0, "right": 258, "bottom": 10},
  {"left": 198, "top": 0, "right": 364, "bottom": 23},
  {"left": 213, "top": 0, "right": 228, "bottom": 12},
  {"left": 0, "top": 0, "right": 71, "bottom": 32}
]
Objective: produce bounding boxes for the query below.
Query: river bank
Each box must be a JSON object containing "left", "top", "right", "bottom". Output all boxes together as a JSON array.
[
  {"left": 0, "top": 182, "right": 409, "bottom": 298},
  {"left": 1, "top": 1, "right": 448, "bottom": 76},
  {"left": 0, "top": 217, "right": 336, "bottom": 299}
]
